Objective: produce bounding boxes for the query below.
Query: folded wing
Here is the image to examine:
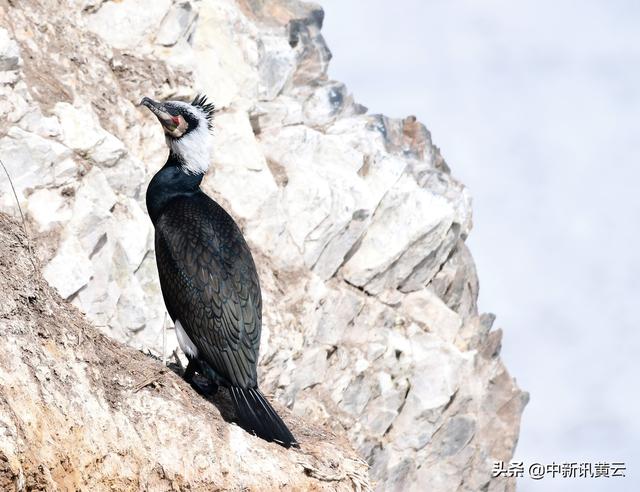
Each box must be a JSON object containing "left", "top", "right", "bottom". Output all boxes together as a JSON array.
[{"left": 155, "top": 194, "right": 262, "bottom": 389}]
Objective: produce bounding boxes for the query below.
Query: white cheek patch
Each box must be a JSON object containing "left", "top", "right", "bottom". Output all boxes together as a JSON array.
[
  {"left": 169, "top": 122, "right": 212, "bottom": 175},
  {"left": 167, "top": 101, "right": 213, "bottom": 176},
  {"left": 175, "top": 320, "right": 198, "bottom": 358}
]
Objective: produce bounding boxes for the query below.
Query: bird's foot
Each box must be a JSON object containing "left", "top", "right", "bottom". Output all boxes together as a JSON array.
[
  {"left": 182, "top": 358, "right": 219, "bottom": 396},
  {"left": 189, "top": 379, "right": 219, "bottom": 397}
]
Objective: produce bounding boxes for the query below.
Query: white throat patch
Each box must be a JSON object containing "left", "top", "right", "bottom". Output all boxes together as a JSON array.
[{"left": 167, "top": 102, "right": 212, "bottom": 175}]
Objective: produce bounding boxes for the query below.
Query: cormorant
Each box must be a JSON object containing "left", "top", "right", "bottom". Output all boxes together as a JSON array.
[{"left": 141, "top": 94, "right": 297, "bottom": 448}]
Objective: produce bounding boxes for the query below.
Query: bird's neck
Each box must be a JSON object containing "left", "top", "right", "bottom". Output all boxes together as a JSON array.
[
  {"left": 146, "top": 151, "right": 204, "bottom": 224},
  {"left": 167, "top": 125, "right": 212, "bottom": 175}
]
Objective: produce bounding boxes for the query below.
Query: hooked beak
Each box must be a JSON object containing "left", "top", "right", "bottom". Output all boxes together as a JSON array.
[{"left": 140, "top": 97, "right": 178, "bottom": 131}]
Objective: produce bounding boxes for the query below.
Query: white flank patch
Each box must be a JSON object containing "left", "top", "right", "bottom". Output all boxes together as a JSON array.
[
  {"left": 175, "top": 320, "right": 198, "bottom": 358},
  {"left": 168, "top": 101, "right": 213, "bottom": 175}
]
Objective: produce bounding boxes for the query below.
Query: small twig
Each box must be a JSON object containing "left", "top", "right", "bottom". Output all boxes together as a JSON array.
[
  {"left": 172, "top": 349, "right": 184, "bottom": 370},
  {"left": 297, "top": 458, "right": 346, "bottom": 482},
  {"left": 170, "top": 380, "right": 181, "bottom": 394},
  {"left": 297, "top": 456, "right": 372, "bottom": 491},
  {"left": 162, "top": 312, "right": 167, "bottom": 366},
  {"left": 1, "top": 157, "right": 38, "bottom": 275},
  {"left": 132, "top": 377, "right": 157, "bottom": 393},
  {"left": 133, "top": 368, "right": 168, "bottom": 393}
]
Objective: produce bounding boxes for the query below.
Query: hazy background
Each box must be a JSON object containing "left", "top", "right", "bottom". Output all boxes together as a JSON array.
[{"left": 319, "top": 1, "right": 639, "bottom": 490}]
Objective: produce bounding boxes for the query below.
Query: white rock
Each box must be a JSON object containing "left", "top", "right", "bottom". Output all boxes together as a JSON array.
[
  {"left": 0, "top": 27, "right": 20, "bottom": 71},
  {"left": 90, "top": 132, "right": 127, "bottom": 168},
  {"left": 0, "top": 86, "right": 28, "bottom": 123},
  {"left": 134, "top": 249, "right": 166, "bottom": 327},
  {"left": 257, "top": 35, "right": 296, "bottom": 101},
  {"left": 205, "top": 109, "right": 278, "bottom": 220},
  {"left": 25, "top": 188, "right": 72, "bottom": 232},
  {"left": 360, "top": 372, "right": 406, "bottom": 436},
  {"left": 258, "top": 125, "right": 374, "bottom": 272},
  {"left": 75, "top": 238, "right": 121, "bottom": 329},
  {"left": 54, "top": 102, "right": 104, "bottom": 152},
  {"left": 401, "top": 289, "right": 462, "bottom": 343},
  {"left": 293, "top": 347, "right": 328, "bottom": 390},
  {"left": 388, "top": 338, "right": 469, "bottom": 450},
  {"left": 244, "top": 194, "right": 305, "bottom": 272},
  {"left": 100, "top": 154, "right": 146, "bottom": 198},
  {"left": 287, "top": 8, "right": 331, "bottom": 86},
  {"left": 342, "top": 173, "right": 455, "bottom": 294},
  {"left": 18, "top": 110, "right": 62, "bottom": 138},
  {"left": 250, "top": 96, "right": 304, "bottom": 132},
  {"left": 117, "top": 278, "right": 148, "bottom": 333},
  {"left": 54, "top": 102, "right": 127, "bottom": 167},
  {"left": 190, "top": 1, "right": 259, "bottom": 108},
  {"left": 53, "top": 158, "right": 79, "bottom": 185},
  {"left": 43, "top": 236, "right": 93, "bottom": 299},
  {"left": 359, "top": 153, "right": 407, "bottom": 206},
  {"left": 85, "top": 0, "right": 172, "bottom": 51},
  {"left": 325, "top": 115, "right": 389, "bottom": 157},
  {"left": 67, "top": 167, "right": 117, "bottom": 253},
  {"left": 310, "top": 286, "right": 364, "bottom": 346},
  {"left": 0, "top": 127, "right": 75, "bottom": 211},
  {"left": 339, "top": 369, "right": 373, "bottom": 416},
  {"left": 419, "top": 170, "right": 473, "bottom": 238},
  {"left": 155, "top": 1, "right": 198, "bottom": 47},
  {"left": 301, "top": 82, "right": 351, "bottom": 128},
  {"left": 398, "top": 223, "right": 460, "bottom": 293},
  {"left": 111, "top": 197, "right": 152, "bottom": 269}
]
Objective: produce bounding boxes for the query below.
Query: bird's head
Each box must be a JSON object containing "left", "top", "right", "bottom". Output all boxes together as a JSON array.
[{"left": 140, "top": 94, "right": 216, "bottom": 175}]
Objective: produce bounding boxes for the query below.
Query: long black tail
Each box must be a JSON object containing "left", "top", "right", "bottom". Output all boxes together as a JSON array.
[{"left": 229, "top": 386, "right": 297, "bottom": 448}]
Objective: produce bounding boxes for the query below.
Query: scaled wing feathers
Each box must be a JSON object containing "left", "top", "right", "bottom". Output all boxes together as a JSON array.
[{"left": 155, "top": 195, "right": 261, "bottom": 388}]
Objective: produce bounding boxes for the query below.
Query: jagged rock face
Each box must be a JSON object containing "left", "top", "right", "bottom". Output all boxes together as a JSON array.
[
  {"left": 0, "top": 213, "right": 369, "bottom": 491},
  {"left": 0, "top": 1, "right": 526, "bottom": 491}
]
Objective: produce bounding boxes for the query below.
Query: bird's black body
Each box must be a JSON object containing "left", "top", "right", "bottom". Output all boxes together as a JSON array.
[
  {"left": 143, "top": 96, "right": 296, "bottom": 447},
  {"left": 147, "top": 154, "right": 261, "bottom": 389}
]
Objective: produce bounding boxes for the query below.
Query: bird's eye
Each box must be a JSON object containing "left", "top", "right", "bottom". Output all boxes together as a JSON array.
[{"left": 172, "top": 116, "right": 181, "bottom": 126}]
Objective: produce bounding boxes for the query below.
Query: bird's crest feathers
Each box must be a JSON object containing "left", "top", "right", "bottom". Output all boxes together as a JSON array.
[{"left": 191, "top": 94, "right": 216, "bottom": 130}]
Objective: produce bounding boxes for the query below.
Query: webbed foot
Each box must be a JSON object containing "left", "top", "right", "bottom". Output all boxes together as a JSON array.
[
  {"left": 189, "top": 379, "right": 219, "bottom": 396},
  {"left": 183, "top": 358, "right": 219, "bottom": 396}
]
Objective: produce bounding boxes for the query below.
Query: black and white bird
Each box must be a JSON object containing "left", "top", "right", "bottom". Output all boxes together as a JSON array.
[{"left": 141, "top": 94, "right": 297, "bottom": 448}]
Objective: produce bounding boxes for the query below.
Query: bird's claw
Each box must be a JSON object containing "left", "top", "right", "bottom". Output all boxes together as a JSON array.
[{"left": 189, "top": 379, "right": 219, "bottom": 397}]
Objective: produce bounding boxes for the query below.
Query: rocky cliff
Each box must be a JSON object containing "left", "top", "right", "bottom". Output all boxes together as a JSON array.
[
  {"left": 0, "top": 1, "right": 527, "bottom": 490},
  {"left": 0, "top": 212, "right": 369, "bottom": 491}
]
